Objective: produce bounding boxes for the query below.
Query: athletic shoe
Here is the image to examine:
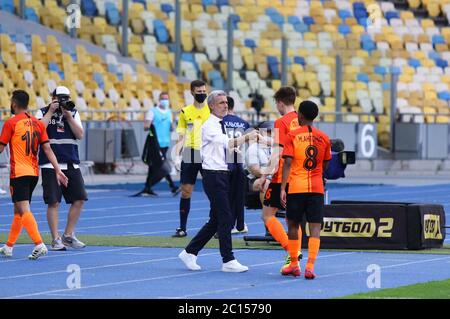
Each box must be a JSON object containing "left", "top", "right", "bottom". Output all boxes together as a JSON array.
[
  {"left": 238, "top": 224, "right": 249, "bottom": 234},
  {"left": 0, "top": 188, "right": 6, "bottom": 195},
  {"left": 51, "top": 237, "right": 67, "bottom": 251},
  {"left": 282, "top": 251, "right": 303, "bottom": 271},
  {"left": 131, "top": 189, "right": 158, "bottom": 197},
  {"left": 304, "top": 268, "right": 316, "bottom": 280},
  {"left": 281, "top": 264, "right": 301, "bottom": 277},
  {"left": 171, "top": 186, "right": 181, "bottom": 196},
  {"left": 62, "top": 233, "right": 86, "bottom": 249},
  {"left": 0, "top": 245, "right": 13, "bottom": 257},
  {"left": 172, "top": 228, "right": 187, "bottom": 238},
  {"left": 222, "top": 259, "right": 249, "bottom": 273},
  {"left": 28, "top": 243, "right": 48, "bottom": 260},
  {"left": 178, "top": 250, "right": 201, "bottom": 271},
  {"left": 231, "top": 224, "right": 248, "bottom": 234}
]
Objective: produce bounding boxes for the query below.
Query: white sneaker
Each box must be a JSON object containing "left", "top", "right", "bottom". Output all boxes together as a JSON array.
[
  {"left": 0, "top": 188, "right": 6, "bottom": 195},
  {"left": 231, "top": 227, "right": 240, "bottom": 234},
  {"left": 0, "top": 245, "right": 13, "bottom": 257},
  {"left": 28, "top": 243, "right": 48, "bottom": 260},
  {"left": 239, "top": 224, "right": 249, "bottom": 234},
  {"left": 51, "top": 237, "right": 67, "bottom": 251},
  {"left": 222, "top": 259, "right": 249, "bottom": 273},
  {"left": 178, "top": 250, "right": 201, "bottom": 271}
]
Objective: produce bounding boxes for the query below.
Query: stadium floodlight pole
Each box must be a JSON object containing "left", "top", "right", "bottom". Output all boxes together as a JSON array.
[
  {"left": 174, "top": 0, "right": 181, "bottom": 76},
  {"left": 19, "top": 0, "right": 25, "bottom": 19},
  {"left": 281, "top": 36, "right": 288, "bottom": 86},
  {"left": 390, "top": 68, "right": 398, "bottom": 153},
  {"left": 335, "top": 54, "right": 343, "bottom": 122},
  {"left": 121, "top": 0, "right": 129, "bottom": 57},
  {"left": 226, "top": 14, "right": 234, "bottom": 92}
]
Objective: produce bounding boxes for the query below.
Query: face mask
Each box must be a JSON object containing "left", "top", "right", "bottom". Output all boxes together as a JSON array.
[
  {"left": 160, "top": 100, "right": 170, "bottom": 109},
  {"left": 10, "top": 105, "right": 15, "bottom": 115},
  {"left": 194, "top": 93, "right": 207, "bottom": 104}
]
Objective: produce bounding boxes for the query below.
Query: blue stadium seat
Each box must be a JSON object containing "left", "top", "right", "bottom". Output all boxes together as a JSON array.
[
  {"left": 217, "top": 0, "right": 229, "bottom": 7},
  {"left": 338, "top": 24, "right": 351, "bottom": 35},
  {"left": 267, "top": 56, "right": 279, "bottom": 78},
  {"left": 161, "top": 3, "right": 174, "bottom": 14},
  {"left": 0, "top": 0, "right": 14, "bottom": 14},
  {"left": 81, "top": 0, "right": 97, "bottom": 17},
  {"left": 354, "top": 9, "right": 368, "bottom": 19},
  {"left": 382, "top": 82, "right": 390, "bottom": 90},
  {"left": 374, "top": 66, "right": 387, "bottom": 76},
  {"left": 154, "top": 20, "right": 169, "bottom": 43},
  {"left": 338, "top": 10, "right": 352, "bottom": 20},
  {"left": 362, "top": 40, "right": 375, "bottom": 51},
  {"left": 432, "top": 35, "right": 446, "bottom": 45},
  {"left": 294, "top": 56, "right": 306, "bottom": 66},
  {"left": 208, "top": 70, "right": 224, "bottom": 89},
  {"left": 265, "top": 7, "right": 279, "bottom": 16},
  {"left": 106, "top": 3, "right": 120, "bottom": 25},
  {"left": 438, "top": 91, "right": 450, "bottom": 101},
  {"left": 357, "top": 73, "right": 369, "bottom": 83},
  {"left": 270, "top": 14, "right": 284, "bottom": 26},
  {"left": 288, "top": 16, "right": 301, "bottom": 25},
  {"left": 436, "top": 58, "right": 448, "bottom": 69},
  {"left": 294, "top": 23, "right": 308, "bottom": 33},
  {"left": 353, "top": 2, "right": 366, "bottom": 10},
  {"left": 244, "top": 39, "right": 257, "bottom": 49},
  {"left": 358, "top": 17, "right": 368, "bottom": 27},
  {"left": 303, "top": 16, "right": 315, "bottom": 26},
  {"left": 48, "top": 62, "right": 60, "bottom": 73},
  {"left": 93, "top": 72, "right": 105, "bottom": 89},
  {"left": 385, "top": 11, "right": 399, "bottom": 21},
  {"left": 428, "top": 51, "right": 440, "bottom": 60},
  {"left": 24, "top": 7, "right": 39, "bottom": 23},
  {"left": 408, "top": 58, "right": 421, "bottom": 68}
]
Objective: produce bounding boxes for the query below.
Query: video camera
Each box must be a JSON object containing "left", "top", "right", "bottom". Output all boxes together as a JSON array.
[{"left": 52, "top": 86, "right": 76, "bottom": 112}]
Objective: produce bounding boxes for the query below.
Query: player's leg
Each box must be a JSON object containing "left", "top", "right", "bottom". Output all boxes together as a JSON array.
[
  {"left": 0, "top": 212, "right": 23, "bottom": 257},
  {"left": 174, "top": 160, "right": 199, "bottom": 237},
  {"left": 281, "top": 219, "right": 301, "bottom": 277},
  {"left": 281, "top": 194, "right": 303, "bottom": 277},
  {"left": 61, "top": 168, "right": 87, "bottom": 249},
  {"left": 42, "top": 168, "right": 65, "bottom": 250},
  {"left": 304, "top": 194, "right": 325, "bottom": 279},
  {"left": 261, "top": 183, "right": 288, "bottom": 250}
]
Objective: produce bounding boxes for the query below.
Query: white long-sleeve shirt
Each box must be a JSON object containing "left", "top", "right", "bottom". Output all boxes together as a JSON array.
[{"left": 201, "top": 114, "right": 230, "bottom": 171}]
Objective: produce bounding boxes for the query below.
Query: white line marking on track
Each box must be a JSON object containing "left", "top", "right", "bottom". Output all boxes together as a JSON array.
[{"left": 2, "top": 251, "right": 355, "bottom": 298}]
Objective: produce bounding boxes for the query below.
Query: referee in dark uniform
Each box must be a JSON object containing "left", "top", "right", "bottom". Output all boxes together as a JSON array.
[{"left": 178, "top": 90, "right": 259, "bottom": 272}]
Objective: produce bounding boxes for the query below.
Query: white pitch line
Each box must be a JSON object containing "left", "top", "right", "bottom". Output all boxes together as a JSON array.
[
  {"left": 0, "top": 246, "right": 139, "bottom": 264},
  {"left": 2, "top": 251, "right": 352, "bottom": 299},
  {"left": 170, "top": 254, "right": 450, "bottom": 298}
]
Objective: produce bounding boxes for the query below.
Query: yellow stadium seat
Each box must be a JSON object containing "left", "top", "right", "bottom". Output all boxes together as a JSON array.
[{"left": 421, "top": 19, "right": 435, "bottom": 28}]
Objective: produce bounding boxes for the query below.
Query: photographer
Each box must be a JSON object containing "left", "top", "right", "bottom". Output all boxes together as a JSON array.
[{"left": 36, "top": 86, "right": 87, "bottom": 251}]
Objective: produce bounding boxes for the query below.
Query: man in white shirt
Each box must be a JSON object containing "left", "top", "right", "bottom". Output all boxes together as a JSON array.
[{"left": 178, "top": 90, "right": 260, "bottom": 273}]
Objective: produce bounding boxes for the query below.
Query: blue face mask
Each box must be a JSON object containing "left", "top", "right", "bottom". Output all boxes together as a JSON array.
[{"left": 160, "top": 100, "right": 170, "bottom": 109}]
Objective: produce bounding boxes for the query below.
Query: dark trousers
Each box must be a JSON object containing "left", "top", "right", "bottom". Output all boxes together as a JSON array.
[
  {"left": 229, "top": 164, "right": 245, "bottom": 230},
  {"left": 144, "top": 147, "right": 175, "bottom": 190},
  {"left": 185, "top": 170, "right": 235, "bottom": 263}
]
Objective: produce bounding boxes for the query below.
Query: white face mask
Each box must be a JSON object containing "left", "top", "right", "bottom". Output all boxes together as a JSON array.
[{"left": 160, "top": 99, "right": 170, "bottom": 109}]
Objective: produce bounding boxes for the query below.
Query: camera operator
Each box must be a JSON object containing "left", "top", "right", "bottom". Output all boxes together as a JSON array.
[{"left": 35, "top": 86, "right": 87, "bottom": 251}]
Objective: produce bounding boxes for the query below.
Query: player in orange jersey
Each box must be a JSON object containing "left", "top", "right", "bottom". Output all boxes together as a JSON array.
[
  {"left": 256, "top": 87, "right": 301, "bottom": 267},
  {"left": 280, "top": 100, "right": 331, "bottom": 278},
  {"left": 0, "top": 90, "right": 68, "bottom": 260}
]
